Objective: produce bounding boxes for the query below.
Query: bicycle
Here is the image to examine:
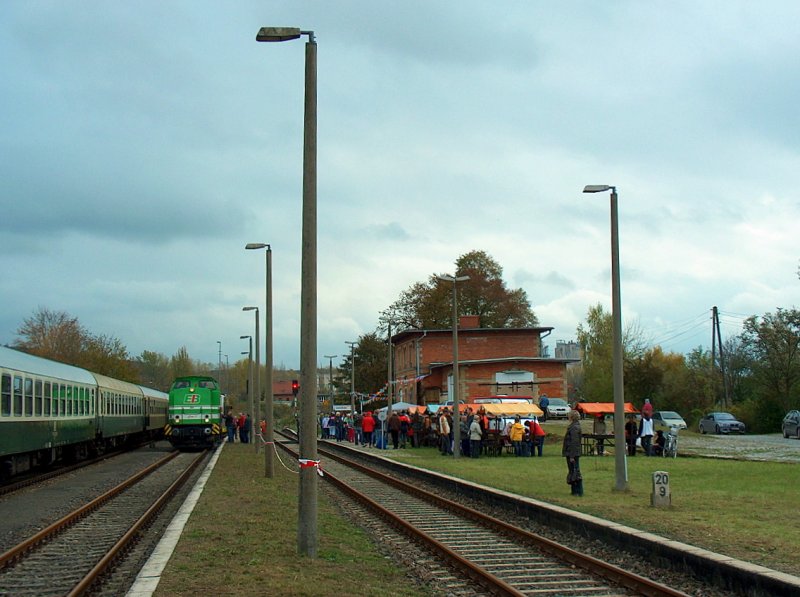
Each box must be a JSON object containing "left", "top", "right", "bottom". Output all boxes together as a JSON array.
[{"left": 663, "top": 426, "right": 678, "bottom": 458}]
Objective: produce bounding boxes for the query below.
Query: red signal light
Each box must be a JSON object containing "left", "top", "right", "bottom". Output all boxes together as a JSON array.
[{"left": 292, "top": 379, "right": 299, "bottom": 396}]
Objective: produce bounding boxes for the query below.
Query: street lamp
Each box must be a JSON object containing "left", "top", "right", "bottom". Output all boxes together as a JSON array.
[
  {"left": 437, "top": 273, "right": 470, "bottom": 458},
  {"left": 240, "top": 335, "right": 253, "bottom": 442},
  {"left": 246, "top": 243, "right": 274, "bottom": 478},
  {"left": 216, "top": 341, "right": 222, "bottom": 390},
  {"left": 257, "top": 25, "right": 318, "bottom": 557},
  {"left": 243, "top": 306, "right": 260, "bottom": 454},
  {"left": 344, "top": 341, "right": 357, "bottom": 416},
  {"left": 583, "top": 184, "right": 627, "bottom": 491},
  {"left": 323, "top": 355, "right": 338, "bottom": 405}
]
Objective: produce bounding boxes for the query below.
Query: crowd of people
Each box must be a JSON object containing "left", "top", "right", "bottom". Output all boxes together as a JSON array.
[
  {"left": 223, "top": 409, "right": 261, "bottom": 444},
  {"left": 318, "top": 407, "right": 549, "bottom": 459}
]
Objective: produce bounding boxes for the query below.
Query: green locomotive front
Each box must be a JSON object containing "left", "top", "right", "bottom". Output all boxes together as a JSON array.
[{"left": 165, "top": 376, "right": 224, "bottom": 449}]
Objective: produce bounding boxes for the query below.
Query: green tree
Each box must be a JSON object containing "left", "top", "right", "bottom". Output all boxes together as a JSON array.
[
  {"left": 137, "top": 350, "right": 173, "bottom": 392},
  {"left": 336, "top": 332, "right": 389, "bottom": 399},
  {"left": 741, "top": 308, "right": 800, "bottom": 415},
  {"left": 384, "top": 250, "right": 537, "bottom": 329},
  {"left": 83, "top": 334, "right": 139, "bottom": 382},
  {"left": 575, "top": 303, "right": 646, "bottom": 404},
  {"left": 170, "top": 346, "right": 194, "bottom": 378}
]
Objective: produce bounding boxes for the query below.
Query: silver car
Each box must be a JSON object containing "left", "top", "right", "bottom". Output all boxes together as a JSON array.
[
  {"left": 699, "top": 412, "right": 745, "bottom": 434},
  {"left": 652, "top": 410, "right": 687, "bottom": 431},
  {"left": 545, "top": 398, "right": 570, "bottom": 419},
  {"left": 782, "top": 410, "right": 800, "bottom": 439}
]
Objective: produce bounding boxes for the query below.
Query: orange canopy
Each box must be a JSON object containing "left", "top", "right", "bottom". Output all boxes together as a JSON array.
[{"left": 576, "top": 402, "right": 639, "bottom": 415}]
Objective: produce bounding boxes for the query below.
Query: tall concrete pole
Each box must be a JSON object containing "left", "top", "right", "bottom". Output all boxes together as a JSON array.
[
  {"left": 297, "top": 32, "right": 319, "bottom": 558},
  {"left": 256, "top": 26, "right": 318, "bottom": 556},
  {"left": 584, "top": 184, "right": 627, "bottom": 491},
  {"left": 438, "top": 274, "right": 469, "bottom": 458},
  {"left": 265, "top": 247, "right": 274, "bottom": 476}
]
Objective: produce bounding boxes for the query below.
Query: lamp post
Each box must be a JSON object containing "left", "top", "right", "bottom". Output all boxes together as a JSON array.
[
  {"left": 386, "top": 322, "right": 394, "bottom": 417},
  {"left": 246, "top": 243, "right": 274, "bottom": 477},
  {"left": 240, "top": 335, "right": 253, "bottom": 442},
  {"left": 438, "top": 274, "right": 470, "bottom": 458},
  {"left": 583, "top": 184, "right": 627, "bottom": 491},
  {"left": 344, "top": 341, "right": 357, "bottom": 415},
  {"left": 243, "top": 307, "right": 260, "bottom": 454},
  {"left": 216, "top": 341, "right": 222, "bottom": 389},
  {"left": 257, "top": 25, "right": 318, "bottom": 557},
  {"left": 323, "top": 355, "right": 337, "bottom": 406}
]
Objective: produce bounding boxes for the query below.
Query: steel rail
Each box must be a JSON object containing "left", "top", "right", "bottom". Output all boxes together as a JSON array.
[
  {"left": 67, "top": 449, "right": 207, "bottom": 596},
  {"left": 276, "top": 429, "right": 688, "bottom": 597},
  {"left": 321, "top": 446, "right": 687, "bottom": 597},
  {"left": 275, "top": 435, "right": 524, "bottom": 596},
  {"left": 0, "top": 450, "right": 178, "bottom": 569}
]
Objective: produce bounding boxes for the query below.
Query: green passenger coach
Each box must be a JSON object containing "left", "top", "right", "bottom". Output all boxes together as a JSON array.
[{"left": 164, "top": 375, "right": 224, "bottom": 449}]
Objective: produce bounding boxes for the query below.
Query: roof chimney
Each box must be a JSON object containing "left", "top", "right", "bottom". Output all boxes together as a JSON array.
[{"left": 459, "top": 315, "right": 480, "bottom": 329}]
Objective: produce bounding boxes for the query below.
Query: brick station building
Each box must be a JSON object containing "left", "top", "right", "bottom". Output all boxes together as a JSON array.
[{"left": 391, "top": 315, "right": 578, "bottom": 406}]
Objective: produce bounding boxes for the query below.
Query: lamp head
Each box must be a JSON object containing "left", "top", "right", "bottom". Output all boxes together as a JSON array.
[
  {"left": 583, "top": 184, "right": 616, "bottom": 193},
  {"left": 240, "top": 335, "right": 251, "bottom": 340},
  {"left": 243, "top": 306, "right": 258, "bottom": 312},
  {"left": 245, "top": 243, "right": 270, "bottom": 250},
  {"left": 256, "top": 27, "right": 302, "bottom": 42}
]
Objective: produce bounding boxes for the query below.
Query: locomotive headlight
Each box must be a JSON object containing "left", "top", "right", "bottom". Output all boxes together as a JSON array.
[
  {"left": 174, "top": 415, "right": 181, "bottom": 422},
  {"left": 204, "top": 415, "right": 210, "bottom": 423}
]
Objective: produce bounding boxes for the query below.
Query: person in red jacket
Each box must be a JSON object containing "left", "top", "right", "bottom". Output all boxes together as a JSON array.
[
  {"left": 528, "top": 416, "right": 546, "bottom": 457},
  {"left": 361, "top": 411, "right": 375, "bottom": 447}
]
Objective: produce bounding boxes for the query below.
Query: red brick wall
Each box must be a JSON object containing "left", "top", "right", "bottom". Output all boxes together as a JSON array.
[{"left": 392, "top": 329, "right": 570, "bottom": 405}]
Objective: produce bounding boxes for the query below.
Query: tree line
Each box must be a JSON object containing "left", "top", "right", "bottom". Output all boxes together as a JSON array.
[
  {"left": 575, "top": 304, "right": 800, "bottom": 433},
  {"left": 10, "top": 249, "right": 800, "bottom": 433},
  {"left": 336, "top": 251, "right": 800, "bottom": 434},
  {"left": 9, "top": 307, "right": 298, "bottom": 413}
]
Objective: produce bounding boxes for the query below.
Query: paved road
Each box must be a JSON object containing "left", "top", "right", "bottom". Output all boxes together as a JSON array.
[{"left": 676, "top": 432, "right": 800, "bottom": 462}]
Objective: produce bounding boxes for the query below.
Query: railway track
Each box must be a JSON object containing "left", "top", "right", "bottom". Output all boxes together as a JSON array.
[
  {"left": 0, "top": 450, "right": 206, "bottom": 596},
  {"left": 277, "top": 432, "right": 684, "bottom": 597},
  {"left": 0, "top": 440, "right": 162, "bottom": 499}
]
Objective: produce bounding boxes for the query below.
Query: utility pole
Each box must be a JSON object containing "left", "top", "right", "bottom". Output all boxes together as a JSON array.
[
  {"left": 711, "top": 306, "right": 730, "bottom": 408},
  {"left": 323, "top": 355, "right": 337, "bottom": 408}
]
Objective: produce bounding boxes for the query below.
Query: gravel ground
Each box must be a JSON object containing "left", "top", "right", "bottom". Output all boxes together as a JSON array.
[{"left": 676, "top": 432, "right": 800, "bottom": 462}]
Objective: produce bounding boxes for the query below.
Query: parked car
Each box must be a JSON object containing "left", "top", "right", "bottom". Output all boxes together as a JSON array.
[
  {"left": 698, "top": 412, "right": 746, "bottom": 434},
  {"left": 545, "top": 398, "right": 570, "bottom": 419},
  {"left": 782, "top": 410, "right": 800, "bottom": 439},
  {"left": 652, "top": 411, "right": 687, "bottom": 431}
]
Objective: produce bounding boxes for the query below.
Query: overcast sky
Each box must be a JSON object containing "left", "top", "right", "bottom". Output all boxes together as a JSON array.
[{"left": 1, "top": 2, "right": 798, "bottom": 372}]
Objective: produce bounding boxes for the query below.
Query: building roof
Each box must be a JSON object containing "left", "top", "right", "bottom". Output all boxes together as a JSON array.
[
  {"left": 427, "top": 356, "right": 579, "bottom": 369},
  {"left": 391, "top": 326, "right": 554, "bottom": 344}
]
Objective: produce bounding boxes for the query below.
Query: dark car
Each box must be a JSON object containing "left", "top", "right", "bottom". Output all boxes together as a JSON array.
[
  {"left": 698, "top": 412, "right": 745, "bottom": 435},
  {"left": 783, "top": 410, "right": 800, "bottom": 439}
]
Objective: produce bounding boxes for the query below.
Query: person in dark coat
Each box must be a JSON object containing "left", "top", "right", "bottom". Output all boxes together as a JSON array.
[
  {"left": 387, "top": 411, "right": 401, "bottom": 449},
  {"left": 562, "top": 409, "right": 583, "bottom": 496}
]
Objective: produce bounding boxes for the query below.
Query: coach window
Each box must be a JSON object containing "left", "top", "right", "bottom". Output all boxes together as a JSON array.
[
  {"left": 35, "top": 380, "right": 43, "bottom": 416},
  {"left": 44, "top": 382, "right": 52, "bottom": 416},
  {"left": 1, "top": 374, "right": 11, "bottom": 416},
  {"left": 24, "top": 378, "right": 33, "bottom": 416},
  {"left": 13, "top": 376, "right": 23, "bottom": 416}
]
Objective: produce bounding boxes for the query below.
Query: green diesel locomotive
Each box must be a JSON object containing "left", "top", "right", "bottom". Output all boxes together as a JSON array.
[{"left": 164, "top": 375, "right": 224, "bottom": 449}]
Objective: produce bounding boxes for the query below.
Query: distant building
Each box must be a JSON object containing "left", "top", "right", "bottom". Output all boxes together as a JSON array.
[
  {"left": 391, "top": 316, "right": 579, "bottom": 406},
  {"left": 555, "top": 340, "right": 581, "bottom": 360}
]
